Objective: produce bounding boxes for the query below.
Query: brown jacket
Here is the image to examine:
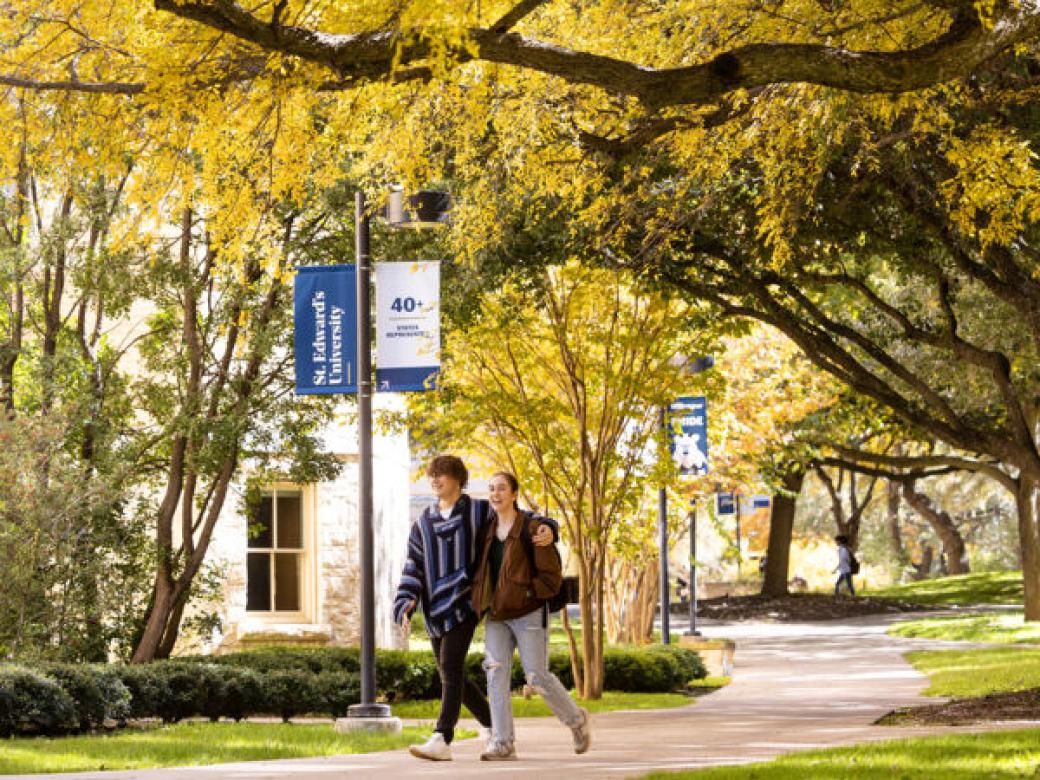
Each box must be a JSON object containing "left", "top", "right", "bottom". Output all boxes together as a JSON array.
[{"left": 471, "top": 511, "right": 562, "bottom": 621}]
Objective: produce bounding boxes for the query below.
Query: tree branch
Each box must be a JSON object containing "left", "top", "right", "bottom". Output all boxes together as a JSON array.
[
  {"left": 150, "top": 0, "right": 1040, "bottom": 109},
  {"left": 0, "top": 74, "right": 145, "bottom": 94},
  {"left": 491, "top": 0, "right": 549, "bottom": 33}
]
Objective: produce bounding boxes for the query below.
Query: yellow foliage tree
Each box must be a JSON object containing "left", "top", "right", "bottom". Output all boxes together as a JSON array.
[{"left": 410, "top": 262, "right": 711, "bottom": 698}]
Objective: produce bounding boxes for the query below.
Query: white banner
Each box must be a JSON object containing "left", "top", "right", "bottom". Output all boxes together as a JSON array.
[{"left": 375, "top": 261, "right": 441, "bottom": 392}]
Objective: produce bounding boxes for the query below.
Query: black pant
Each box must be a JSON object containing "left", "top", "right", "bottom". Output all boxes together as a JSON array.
[
  {"left": 430, "top": 614, "right": 491, "bottom": 743},
  {"left": 835, "top": 573, "right": 856, "bottom": 596}
]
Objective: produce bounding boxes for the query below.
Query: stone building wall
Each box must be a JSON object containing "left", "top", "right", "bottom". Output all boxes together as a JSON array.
[{"left": 198, "top": 397, "right": 411, "bottom": 654}]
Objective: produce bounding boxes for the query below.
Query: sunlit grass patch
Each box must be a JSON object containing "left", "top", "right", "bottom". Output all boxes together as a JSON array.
[{"left": 0, "top": 722, "right": 460, "bottom": 775}]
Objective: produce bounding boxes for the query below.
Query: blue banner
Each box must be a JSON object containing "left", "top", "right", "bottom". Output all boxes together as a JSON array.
[
  {"left": 668, "top": 395, "right": 709, "bottom": 476},
  {"left": 717, "top": 492, "right": 736, "bottom": 515},
  {"left": 294, "top": 265, "right": 358, "bottom": 395}
]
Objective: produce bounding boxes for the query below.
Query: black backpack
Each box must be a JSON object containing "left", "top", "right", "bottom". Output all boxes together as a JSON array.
[
  {"left": 519, "top": 517, "right": 578, "bottom": 613},
  {"left": 848, "top": 549, "right": 861, "bottom": 575}
]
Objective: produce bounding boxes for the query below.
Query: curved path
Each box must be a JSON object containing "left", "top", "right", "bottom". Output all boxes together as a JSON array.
[{"left": 20, "top": 614, "right": 1017, "bottom": 780}]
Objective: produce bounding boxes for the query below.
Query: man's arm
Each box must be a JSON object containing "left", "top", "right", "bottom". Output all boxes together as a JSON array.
[
  {"left": 529, "top": 511, "right": 559, "bottom": 546},
  {"left": 393, "top": 521, "right": 425, "bottom": 625}
]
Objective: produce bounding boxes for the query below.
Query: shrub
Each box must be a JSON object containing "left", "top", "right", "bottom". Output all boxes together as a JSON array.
[
  {"left": 315, "top": 671, "right": 361, "bottom": 718},
  {"left": 262, "top": 669, "right": 319, "bottom": 722},
  {"left": 42, "top": 664, "right": 108, "bottom": 731},
  {"left": 647, "top": 645, "right": 708, "bottom": 685},
  {"left": 115, "top": 664, "right": 168, "bottom": 720},
  {"left": 602, "top": 648, "right": 675, "bottom": 692},
  {"left": 195, "top": 647, "right": 361, "bottom": 675},
  {"left": 376, "top": 650, "right": 439, "bottom": 701},
  {"left": 152, "top": 663, "right": 207, "bottom": 723},
  {"left": 0, "top": 683, "right": 12, "bottom": 735},
  {"left": 92, "top": 666, "right": 133, "bottom": 724},
  {"left": 0, "top": 666, "right": 77, "bottom": 736},
  {"left": 209, "top": 666, "right": 265, "bottom": 722}
]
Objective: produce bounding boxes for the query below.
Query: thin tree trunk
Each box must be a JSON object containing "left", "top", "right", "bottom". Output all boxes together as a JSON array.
[
  {"left": 1, "top": 131, "right": 28, "bottom": 412},
  {"left": 1016, "top": 475, "right": 1040, "bottom": 622},
  {"left": 761, "top": 467, "right": 804, "bottom": 597},
  {"left": 912, "top": 545, "right": 934, "bottom": 580},
  {"left": 578, "top": 576, "right": 595, "bottom": 699},
  {"left": 902, "top": 481, "right": 970, "bottom": 575},
  {"left": 886, "top": 480, "right": 905, "bottom": 564},
  {"left": 561, "top": 606, "right": 583, "bottom": 695}
]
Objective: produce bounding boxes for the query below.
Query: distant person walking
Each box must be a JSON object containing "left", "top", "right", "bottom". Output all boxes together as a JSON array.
[
  {"left": 471, "top": 471, "right": 591, "bottom": 761},
  {"left": 834, "top": 535, "right": 858, "bottom": 596}
]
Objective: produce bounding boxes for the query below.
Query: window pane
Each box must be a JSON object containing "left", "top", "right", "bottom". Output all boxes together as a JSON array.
[
  {"left": 246, "top": 552, "right": 271, "bottom": 611},
  {"left": 274, "top": 553, "right": 300, "bottom": 611},
  {"left": 249, "top": 496, "right": 274, "bottom": 548},
  {"left": 276, "top": 492, "right": 303, "bottom": 549}
]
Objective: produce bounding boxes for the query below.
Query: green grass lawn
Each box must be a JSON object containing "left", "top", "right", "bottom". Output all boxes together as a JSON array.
[
  {"left": 889, "top": 612, "right": 1040, "bottom": 644},
  {"left": 868, "top": 571, "right": 1022, "bottom": 606},
  {"left": 391, "top": 690, "right": 694, "bottom": 720},
  {"left": 0, "top": 722, "right": 472, "bottom": 775},
  {"left": 904, "top": 646, "right": 1040, "bottom": 698},
  {"left": 642, "top": 727, "right": 1040, "bottom": 779},
  {"left": 688, "top": 676, "right": 731, "bottom": 689}
]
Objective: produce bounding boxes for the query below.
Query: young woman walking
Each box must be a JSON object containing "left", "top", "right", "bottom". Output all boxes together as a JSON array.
[
  {"left": 393, "top": 455, "right": 556, "bottom": 762},
  {"left": 471, "top": 471, "right": 591, "bottom": 761}
]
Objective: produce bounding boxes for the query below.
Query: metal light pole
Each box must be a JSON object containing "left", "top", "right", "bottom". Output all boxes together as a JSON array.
[
  {"left": 658, "top": 406, "right": 670, "bottom": 645},
  {"left": 734, "top": 491, "right": 742, "bottom": 578},
  {"left": 346, "top": 190, "right": 391, "bottom": 720},
  {"left": 685, "top": 499, "right": 700, "bottom": 637},
  {"left": 341, "top": 188, "right": 449, "bottom": 727}
]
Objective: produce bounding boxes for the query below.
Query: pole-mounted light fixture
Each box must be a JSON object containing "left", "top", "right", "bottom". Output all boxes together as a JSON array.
[{"left": 384, "top": 187, "right": 452, "bottom": 228}]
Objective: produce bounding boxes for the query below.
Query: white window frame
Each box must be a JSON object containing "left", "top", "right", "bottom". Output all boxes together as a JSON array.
[{"left": 245, "top": 483, "right": 316, "bottom": 623}]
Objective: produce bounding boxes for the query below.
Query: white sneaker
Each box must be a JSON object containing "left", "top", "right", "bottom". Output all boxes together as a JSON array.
[
  {"left": 409, "top": 732, "right": 452, "bottom": 761},
  {"left": 571, "top": 708, "right": 591, "bottom": 754},
  {"left": 480, "top": 726, "right": 493, "bottom": 749},
  {"left": 481, "top": 741, "right": 518, "bottom": 761}
]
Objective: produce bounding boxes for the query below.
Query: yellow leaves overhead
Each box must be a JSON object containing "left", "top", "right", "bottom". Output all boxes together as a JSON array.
[
  {"left": 0, "top": 0, "right": 1036, "bottom": 282},
  {"left": 710, "top": 325, "right": 839, "bottom": 492},
  {"left": 943, "top": 124, "right": 1040, "bottom": 248}
]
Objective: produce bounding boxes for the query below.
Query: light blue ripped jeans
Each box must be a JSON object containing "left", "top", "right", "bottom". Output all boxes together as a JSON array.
[{"left": 483, "top": 606, "right": 583, "bottom": 745}]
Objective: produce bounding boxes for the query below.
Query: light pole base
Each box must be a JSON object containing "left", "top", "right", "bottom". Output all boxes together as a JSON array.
[
  {"left": 684, "top": 630, "right": 702, "bottom": 637},
  {"left": 336, "top": 707, "right": 402, "bottom": 735}
]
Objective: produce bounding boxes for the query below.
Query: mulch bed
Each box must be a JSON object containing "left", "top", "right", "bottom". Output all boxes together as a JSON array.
[
  {"left": 695, "top": 593, "right": 928, "bottom": 622},
  {"left": 877, "top": 687, "right": 1040, "bottom": 725}
]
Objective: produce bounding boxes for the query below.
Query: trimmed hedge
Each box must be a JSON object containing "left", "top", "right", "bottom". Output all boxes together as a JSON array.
[
  {"left": 0, "top": 662, "right": 354, "bottom": 735},
  {"left": 0, "top": 667, "right": 77, "bottom": 737},
  {"left": 0, "top": 642, "right": 705, "bottom": 736}
]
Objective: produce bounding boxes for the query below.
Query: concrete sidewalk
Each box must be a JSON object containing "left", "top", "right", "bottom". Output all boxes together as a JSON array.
[{"left": 15, "top": 614, "right": 1026, "bottom": 780}]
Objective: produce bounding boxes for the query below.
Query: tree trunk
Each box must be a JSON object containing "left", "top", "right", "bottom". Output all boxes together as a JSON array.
[
  {"left": 132, "top": 578, "right": 175, "bottom": 663},
  {"left": 912, "top": 545, "right": 934, "bottom": 580},
  {"left": 156, "top": 589, "right": 191, "bottom": 659},
  {"left": 902, "top": 482, "right": 970, "bottom": 575},
  {"left": 761, "top": 467, "right": 804, "bottom": 597},
  {"left": 886, "top": 480, "right": 905, "bottom": 564},
  {"left": 561, "top": 607, "right": 583, "bottom": 695},
  {"left": 605, "top": 555, "right": 658, "bottom": 644},
  {"left": 1016, "top": 476, "right": 1040, "bottom": 622},
  {"left": 578, "top": 583, "right": 596, "bottom": 699}
]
